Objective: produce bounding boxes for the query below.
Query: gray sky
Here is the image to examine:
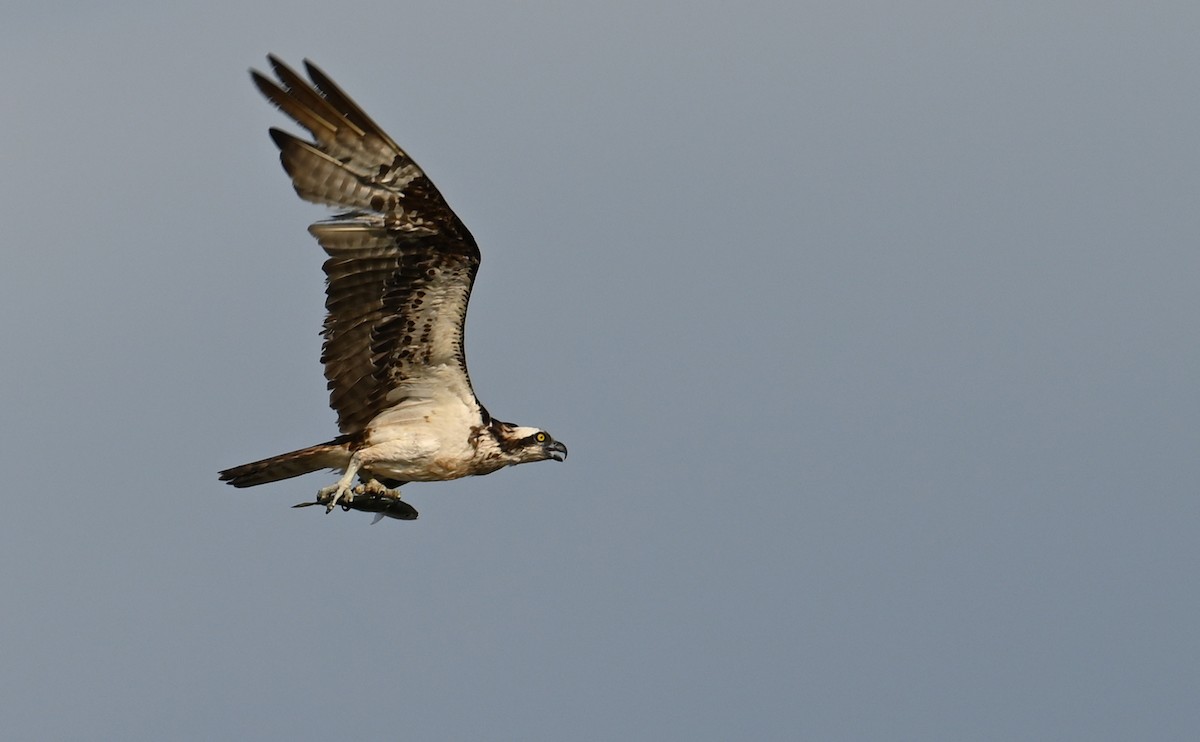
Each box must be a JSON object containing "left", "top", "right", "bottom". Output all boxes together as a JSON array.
[{"left": 2, "top": 1, "right": 1198, "bottom": 739}]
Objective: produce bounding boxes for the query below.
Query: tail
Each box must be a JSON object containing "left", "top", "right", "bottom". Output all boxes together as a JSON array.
[{"left": 219, "top": 438, "right": 353, "bottom": 488}]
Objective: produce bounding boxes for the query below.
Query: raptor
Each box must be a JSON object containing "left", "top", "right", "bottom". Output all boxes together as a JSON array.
[{"left": 219, "top": 57, "right": 566, "bottom": 520}]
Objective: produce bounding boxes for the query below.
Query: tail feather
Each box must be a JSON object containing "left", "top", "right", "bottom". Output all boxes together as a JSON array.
[{"left": 219, "top": 438, "right": 352, "bottom": 488}]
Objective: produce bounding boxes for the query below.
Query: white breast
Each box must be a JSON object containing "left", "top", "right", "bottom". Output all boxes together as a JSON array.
[{"left": 359, "top": 385, "right": 483, "bottom": 481}]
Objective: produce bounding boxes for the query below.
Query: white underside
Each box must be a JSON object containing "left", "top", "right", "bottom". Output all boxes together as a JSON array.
[{"left": 356, "top": 372, "right": 486, "bottom": 482}]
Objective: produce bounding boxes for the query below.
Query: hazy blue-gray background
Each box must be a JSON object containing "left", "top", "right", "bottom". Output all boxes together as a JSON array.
[{"left": 3, "top": 2, "right": 1197, "bottom": 739}]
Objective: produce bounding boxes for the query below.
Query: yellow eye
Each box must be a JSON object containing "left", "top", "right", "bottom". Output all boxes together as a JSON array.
[{"left": 536, "top": 432, "right": 547, "bottom": 443}]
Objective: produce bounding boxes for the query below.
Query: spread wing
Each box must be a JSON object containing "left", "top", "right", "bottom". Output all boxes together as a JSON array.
[{"left": 252, "top": 56, "right": 485, "bottom": 435}]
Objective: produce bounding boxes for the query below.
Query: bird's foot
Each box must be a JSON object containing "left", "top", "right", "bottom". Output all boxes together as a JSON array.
[
  {"left": 316, "top": 482, "right": 354, "bottom": 513},
  {"left": 294, "top": 481, "right": 417, "bottom": 521},
  {"left": 357, "top": 479, "right": 392, "bottom": 498}
]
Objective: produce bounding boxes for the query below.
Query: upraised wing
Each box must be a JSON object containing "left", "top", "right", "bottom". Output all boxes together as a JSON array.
[{"left": 252, "top": 56, "right": 484, "bottom": 435}]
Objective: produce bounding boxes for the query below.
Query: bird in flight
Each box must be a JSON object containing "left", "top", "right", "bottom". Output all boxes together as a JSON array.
[{"left": 219, "top": 56, "right": 567, "bottom": 521}]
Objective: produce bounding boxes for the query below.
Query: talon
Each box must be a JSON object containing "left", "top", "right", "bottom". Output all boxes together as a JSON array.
[
  {"left": 358, "top": 478, "right": 392, "bottom": 498},
  {"left": 317, "top": 482, "right": 354, "bottom": 513},
  {"left": 314, "top": 457, "right": 363, "bottom": 512},
  {"left": 306, "top": 472, "right": 408, "bottom": 519}
]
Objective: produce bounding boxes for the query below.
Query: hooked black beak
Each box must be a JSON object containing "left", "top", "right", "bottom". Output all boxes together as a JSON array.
[{"left": 547, "top": 440, "right": 568, "bottom": 462}]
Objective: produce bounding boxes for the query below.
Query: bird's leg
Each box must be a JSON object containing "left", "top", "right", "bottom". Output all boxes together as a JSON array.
[{"left": 316, "top": 456, "right": 361, "bottom": 513}]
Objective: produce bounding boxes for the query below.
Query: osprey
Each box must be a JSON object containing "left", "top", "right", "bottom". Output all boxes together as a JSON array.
[{"left": 219, "top": 56, "right": 567, "bottom": 520}]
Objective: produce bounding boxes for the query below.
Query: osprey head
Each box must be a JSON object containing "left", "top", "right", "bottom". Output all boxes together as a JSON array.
[{"left": 493, "top": 424, "right": 568, "bottom": 464}]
